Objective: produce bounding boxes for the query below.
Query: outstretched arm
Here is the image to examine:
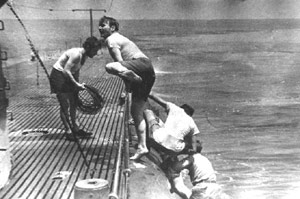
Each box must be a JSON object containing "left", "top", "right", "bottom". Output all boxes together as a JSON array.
[
  {"left": 170, "top": 176, "right": 191, "bottom": 199},
  {"left": 148, "top": 92, "right": 169, "bottom": 110},
  {"left": 63, "top": 53, "right": 85, "bottom": 90},
  {"left": 109, "top": 47, "right": 123, "bottom": 62},
  {"left": 167, "top": 157, "right": 193, "bottom": 199}
]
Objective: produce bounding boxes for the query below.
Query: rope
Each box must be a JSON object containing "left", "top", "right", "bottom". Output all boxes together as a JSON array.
[
  {"left": 77, "top": 85, "right": 104, "bottom": 115},
  {"left": 6, "top": 1, "right": 50, "bottom": 81},
  {"left": 7, "top": 1, "right": 90, "bottom": 169},
  {"left": 12, "top": 2, "right": 107, "bottom": 12},
  {"left": 8, "top": 1, "right": 105, "bottom": 116},
  {"left": 13, "top": 3, "right": 74, "bottom": 11},
  {"left": 6, "top": 1, "right": 106, "bottom": 173}
]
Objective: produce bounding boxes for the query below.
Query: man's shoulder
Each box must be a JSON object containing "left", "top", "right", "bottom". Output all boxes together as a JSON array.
[
  {"left": 66, "top": 48, "right": 80, "bottom": 54},
  {"left": 108, "top": 32, "right": 127, "bottom": 41},
  {"left": 65, "top": 48, "right": 81, "bottom": 61},
  {"left": 193, "top": 153, "right": 212, "bottom": 164},
  {"left": 106, "top": 32, "right": 129, "bottom": 48},
  {"left": 193, "top": 153, "right": 206, "bottom": 162},
  {"left": 167, "top": 102, "right": 178, "bottom": 109}
]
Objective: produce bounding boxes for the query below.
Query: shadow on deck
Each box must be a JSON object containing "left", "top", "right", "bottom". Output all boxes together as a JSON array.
[
  {"left": 0, "top": 58, "right": 129, "bottom": 198},
  {"left": 0, "top": 55, "right": 179, "bottom": 199}
]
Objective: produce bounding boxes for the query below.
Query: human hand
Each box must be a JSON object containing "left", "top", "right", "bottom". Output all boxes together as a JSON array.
[
  {"left": 169, "top": 187, "right": 175, "bottom": 193},
  {"left": 77, "top": 83, "right": 86, "bottom": 90},
  {"left": 196, "top": 141, "right": 202, "bottom": 153},
  {"left": 123, "top": 79, "right": 132, "bottom": 93},
  {"left": 187, "top": 149, "right": 196, "bottom": 155}
]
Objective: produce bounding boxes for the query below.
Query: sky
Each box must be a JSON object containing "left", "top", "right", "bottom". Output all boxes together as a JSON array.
[{"left": 1, "top": 0, "right": 300, "bottom": 20}]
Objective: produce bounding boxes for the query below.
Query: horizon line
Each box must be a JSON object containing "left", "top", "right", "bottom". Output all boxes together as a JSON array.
[{"left": 2, "top": 17, "right": 300, "bottom": 21}]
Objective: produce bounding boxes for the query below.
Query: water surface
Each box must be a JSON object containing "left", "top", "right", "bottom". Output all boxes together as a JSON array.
[{"left": 2, "top": 19, "right": 300, "bottom": 199}]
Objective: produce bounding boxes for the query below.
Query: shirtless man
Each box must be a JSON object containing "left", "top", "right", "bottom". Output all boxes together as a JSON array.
[
  {"left": 98, "top": 16, "right": 156, "bottom": 160},
  {"left": 50, "top": 36, "right": 100, "bottom": 141}
]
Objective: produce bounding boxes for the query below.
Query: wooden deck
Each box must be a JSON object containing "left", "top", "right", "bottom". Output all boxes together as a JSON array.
[{"left": 0, "top": 58, "right": 129, "bottom": 199}]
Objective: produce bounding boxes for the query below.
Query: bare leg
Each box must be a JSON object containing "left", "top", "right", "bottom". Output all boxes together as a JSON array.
[
  {"left": 68, "top": 92, "right": 79, "bottom": 132},
  {"left": 143, "top": 109, "right": 161, "bottom": 138},
  {"left": 57, "top": 93, "right": 71, "bottom": 133},
  {"left": 105, "top": 62, "right": 142, "bottom": 83},
  {"left": 130, "top": 97, "right": 149, "bottom": 160},
  {"left": 120, "top": 70, "right": 142, "bottom": 83}
]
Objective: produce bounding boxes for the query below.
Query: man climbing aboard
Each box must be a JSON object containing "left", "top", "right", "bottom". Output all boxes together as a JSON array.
[
  {"left": 166, "top": 151, "right": 229, "bottom": 199},
  {"left": 144, "top": 92, "right": 201, "bottom": 156}
]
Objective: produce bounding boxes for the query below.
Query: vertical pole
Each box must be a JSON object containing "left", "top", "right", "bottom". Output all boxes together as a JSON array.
[
  {"left": 70, "top": 9, "right": 106, "bottom": 37},
  {"left": 90, "top": 9, "right": 93, "bottom": 37}
]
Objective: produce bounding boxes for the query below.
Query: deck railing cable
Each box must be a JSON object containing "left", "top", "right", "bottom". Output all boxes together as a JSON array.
[
  {"left": 108, "top": 92, "right": 131, "bottom": 199},
  {"left": 122, "top": 93, "right": 131, "bottom": 198},
  {"left": 108, "top": 94, "right": 125, "bottom": 199}
]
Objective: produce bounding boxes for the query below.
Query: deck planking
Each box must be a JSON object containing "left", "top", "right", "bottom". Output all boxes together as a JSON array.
[{"left": 0, "top": 72, "right": 127, "bottom": 199}]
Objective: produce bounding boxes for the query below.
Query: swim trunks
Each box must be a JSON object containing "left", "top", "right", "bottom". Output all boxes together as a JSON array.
[
  {"left": 49, "top": 68, "right": 78, "bottom": 93},
  {"left": 120, "top": 57, "right": 155, "bottom": 101}
]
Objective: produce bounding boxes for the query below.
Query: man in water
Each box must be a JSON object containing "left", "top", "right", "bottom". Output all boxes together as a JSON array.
[
  {"left": 50, "top": 36, "right": 101, "bottom": 141},
  {"left": 143, "top": 92, "right": 201, "bottom": 156},
  {"left": 165, "top": 152, "right": 229, "bottom": 199},
  {"left": 98, "top": 16, "right": 156, "bottom": 160}
]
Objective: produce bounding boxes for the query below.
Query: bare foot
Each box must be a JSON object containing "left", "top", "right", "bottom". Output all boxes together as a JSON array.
[
  {"left": 120, "top": 70, "right": 142, "bottom": 83},
  {"left": 130, "top": 148, "right": 149, "bottom": 160}
]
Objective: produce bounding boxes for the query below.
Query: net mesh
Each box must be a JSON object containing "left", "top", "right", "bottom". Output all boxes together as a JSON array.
[{"left": 76, "top": 85, "right": 104, "bottom": 115}]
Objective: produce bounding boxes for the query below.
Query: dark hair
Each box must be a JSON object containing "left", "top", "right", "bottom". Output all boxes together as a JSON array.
[
  {"left": 82, "top": 36, "right": 100, "bottom": 51},
  {"left": 99, "top": 16, "right": 119, "bottom": 31},
  {"left": 180, "top": 104, "right": 194, "bottom": 116}
]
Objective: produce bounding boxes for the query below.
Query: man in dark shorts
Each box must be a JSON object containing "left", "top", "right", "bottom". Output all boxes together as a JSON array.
[
  {"left": 98, "top": 16, "right": 156, "bottom": 160},
  {"left": 50, "top": 36, "right": 101, "bottom": 141}
]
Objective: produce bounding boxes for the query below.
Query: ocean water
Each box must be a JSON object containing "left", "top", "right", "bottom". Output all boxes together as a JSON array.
[{"left": 2, "top": 18, "right": 300, "bottom": 198}]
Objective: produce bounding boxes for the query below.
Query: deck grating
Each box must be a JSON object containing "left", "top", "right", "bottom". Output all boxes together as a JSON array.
[{"left": 0, "top": 71, "right": 127, "bottom": 199}]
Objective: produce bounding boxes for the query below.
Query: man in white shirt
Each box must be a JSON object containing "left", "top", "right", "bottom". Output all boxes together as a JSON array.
[{"left": 144, "top": 92, "right": 201, "bottom": 155}]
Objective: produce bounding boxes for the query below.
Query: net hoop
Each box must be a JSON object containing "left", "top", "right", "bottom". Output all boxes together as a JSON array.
[{"left": 76, "top": 85, "right": 104, "bottom": 115}]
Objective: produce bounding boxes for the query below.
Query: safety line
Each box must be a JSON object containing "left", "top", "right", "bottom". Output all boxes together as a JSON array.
[
  {"left": 6, "top": 1, "right": 50, "bottom": 81},
  {"left": 14, "top": 3, "right": 73, "bottom": 11},
  {"left": 7, "top": 1, "right": 92, "bottom": 170}
]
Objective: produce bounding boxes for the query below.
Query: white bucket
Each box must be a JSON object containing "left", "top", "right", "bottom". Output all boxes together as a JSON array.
[{"left": 74, "top": 178, "right": 109, "bottom": 199}]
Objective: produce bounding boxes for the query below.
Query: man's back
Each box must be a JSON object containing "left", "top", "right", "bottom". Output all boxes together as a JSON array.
[
  {"left": 189, "top": 153, "right": 217, "bottom": 184},
  {"left": 164, "top": 102, "right": 200, "bottom": 139},
  {"left": 53, "top": 48, "right": 83, "bottom": 73}
]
